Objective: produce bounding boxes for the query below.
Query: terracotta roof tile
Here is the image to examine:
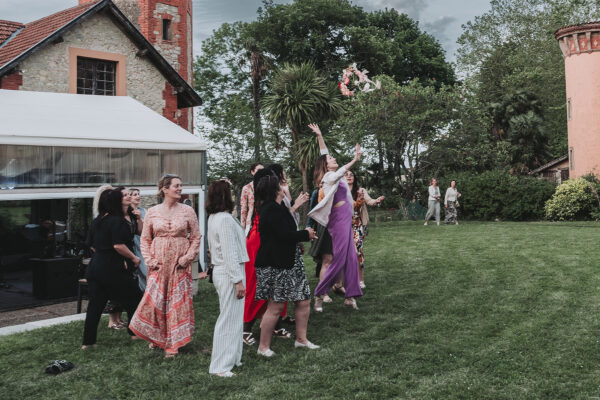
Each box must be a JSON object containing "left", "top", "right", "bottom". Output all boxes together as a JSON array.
[
  {"left": 0, "top": 1, "right": 99, "bottom": 68},
  {"left": 0, "top": 20, "right": 24, "bottom": 46}
]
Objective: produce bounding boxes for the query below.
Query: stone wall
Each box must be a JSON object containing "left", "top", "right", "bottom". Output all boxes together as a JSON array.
[{"left": 18, "top": 13, "right": 167, "bottom": 115}]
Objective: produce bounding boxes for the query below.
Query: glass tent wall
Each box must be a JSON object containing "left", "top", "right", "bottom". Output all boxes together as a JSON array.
[{"left": 0, "top": 145, "right": 204, "bottom": 188}]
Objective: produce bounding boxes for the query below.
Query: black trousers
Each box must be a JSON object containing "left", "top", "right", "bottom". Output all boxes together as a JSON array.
[{"left": 82, "top": 277, "right": 142, "bottom": 345}]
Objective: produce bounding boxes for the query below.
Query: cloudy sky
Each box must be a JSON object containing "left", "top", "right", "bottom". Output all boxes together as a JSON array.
[{"left": 1, "top": 0, "right": 491, "bottom": 61}]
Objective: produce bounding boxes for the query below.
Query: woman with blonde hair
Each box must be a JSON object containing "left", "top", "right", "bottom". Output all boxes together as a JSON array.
[{"left": 129, "top": 174, "right": 204, "bottom": 357}]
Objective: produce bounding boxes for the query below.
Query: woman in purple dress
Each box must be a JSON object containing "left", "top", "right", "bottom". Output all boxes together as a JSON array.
[{"left": 307, "top": 123, "right": 363, "bottom": 310}]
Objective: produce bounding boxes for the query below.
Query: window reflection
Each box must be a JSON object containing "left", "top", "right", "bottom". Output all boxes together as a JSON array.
[{"left": 0, "top": 145, "right": 204, "bottom": 188}]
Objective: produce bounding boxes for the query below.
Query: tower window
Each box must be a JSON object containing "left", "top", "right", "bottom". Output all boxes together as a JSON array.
[
  {"left": 569, "top": 147, "right": 574, "bottom": 170},
  {"left": 162, "top": 19, "right": 172, "bottom": 40}
]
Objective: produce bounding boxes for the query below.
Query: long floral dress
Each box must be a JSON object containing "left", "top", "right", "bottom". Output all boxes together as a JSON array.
[
  {"left": 352, "top": 199, "right": 366, "bottom": 268},
  {"left": 129, "top": 203, "right": 201, "bottom": 353}
]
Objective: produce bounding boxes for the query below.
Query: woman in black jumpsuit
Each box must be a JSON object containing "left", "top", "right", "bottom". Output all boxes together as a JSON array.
[{"left": 82, "top": 189, "right": 142, "bottom": 348}]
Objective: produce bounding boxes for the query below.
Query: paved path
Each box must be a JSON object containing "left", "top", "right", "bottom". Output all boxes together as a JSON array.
[{"left": 0, "top": 312, "right": 86, "bottom": 336}]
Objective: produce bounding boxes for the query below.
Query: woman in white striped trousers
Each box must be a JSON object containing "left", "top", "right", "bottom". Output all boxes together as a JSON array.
[{"left": 206, "top": 181, "right": 248, "bottom": 377}]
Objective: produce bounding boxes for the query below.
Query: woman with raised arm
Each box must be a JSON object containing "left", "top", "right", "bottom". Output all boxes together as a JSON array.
[
  {"left": 345, "top": 170, "right": 385, "bottom": 289},
  {"left": 308, "top": 123, "right": 363, "bottom": 310},
  {"left": 129, "top": 174, "right": 204, "bottom": 358}
]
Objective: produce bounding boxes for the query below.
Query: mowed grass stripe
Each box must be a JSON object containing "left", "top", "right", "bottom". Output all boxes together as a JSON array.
[{"left": 0, "top": 221, "right": 599, "bottom": 399}]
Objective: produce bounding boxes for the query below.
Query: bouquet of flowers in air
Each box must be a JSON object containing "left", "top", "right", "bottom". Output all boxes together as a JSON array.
[{"left": 338, "top": 63, "right": 381, "bottom": 97}]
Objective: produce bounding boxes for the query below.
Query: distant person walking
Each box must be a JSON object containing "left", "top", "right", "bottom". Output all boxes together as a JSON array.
[
  {"left": 444, "top": 180, "right": 461, "bottom": 225},
  {"left": 129, "top": 188, "right": 148, "bottom": 291},
  {"left": 424, "top": 178, "right": 441, "bottom": 226}
]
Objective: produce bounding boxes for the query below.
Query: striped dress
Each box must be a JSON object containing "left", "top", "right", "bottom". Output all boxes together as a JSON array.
[{"left": 207, "top": 212, "right": 248, "bottom": 374}]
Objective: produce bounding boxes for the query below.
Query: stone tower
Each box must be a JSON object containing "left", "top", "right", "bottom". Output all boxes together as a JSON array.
[
  {"left": 79, "top": 0, "right": 194, "bottom": 131},
  {"left": 556, "top": 23, "right": 600, "bottom": 178}
]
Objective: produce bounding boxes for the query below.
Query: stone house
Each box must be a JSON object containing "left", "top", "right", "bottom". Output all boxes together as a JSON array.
[{"left": 0, "top": 0, "right": 207, "bottom": 310}]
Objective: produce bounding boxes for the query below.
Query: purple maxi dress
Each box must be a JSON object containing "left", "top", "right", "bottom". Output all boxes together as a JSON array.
[{"left": 314, "top": 179, "right": 363, "bottom": 299}]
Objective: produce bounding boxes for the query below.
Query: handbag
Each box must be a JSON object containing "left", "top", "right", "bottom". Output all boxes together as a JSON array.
[{"left": 455, "top": 200, "right": 460, "bottom": 208}]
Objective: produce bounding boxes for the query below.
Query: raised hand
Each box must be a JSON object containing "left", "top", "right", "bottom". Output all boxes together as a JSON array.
[
  {"left": 354, "top": 144, "right": 363, "bottom": 160},
  {"left": 294, "top": 191, "right": 309, "bottom": 207},
  {"left": 308, "top": 123, "right": 322, "bottom": 136}
]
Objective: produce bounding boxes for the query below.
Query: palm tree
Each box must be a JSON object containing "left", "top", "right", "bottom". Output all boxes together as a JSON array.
[
  {"left": 241, "top": 38, "right": 271, "bottom": 162},
  {"left": 262, "top": 62, "right": 343, "bottom": 193}
]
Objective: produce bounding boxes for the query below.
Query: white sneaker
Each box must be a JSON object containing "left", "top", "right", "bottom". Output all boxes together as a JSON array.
[
  {"left": 294, "top": 340, "right": 320, "bottom": 349},
  {"left": 257, "top": 348, "right": 276, "bottom": 357},
  {"left": 359, "top": 281, "right": 366, "bottom": 289},
  {"left": 212, "top": 371, "right": 236, "bottom": 378}
]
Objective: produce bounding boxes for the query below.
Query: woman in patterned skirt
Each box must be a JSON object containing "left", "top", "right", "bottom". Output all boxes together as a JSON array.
[
  {"left": 129, "top": 175, "right": 205, "bottom": 358},
  {"left": 444, "top": 180, "right": 461, "bottom": 225},
  {"left": 254, "top": 172, "right": 319, "bottom": 357},
  {"left": 345, "top": 171, "right": 384, "bottom": 289}
]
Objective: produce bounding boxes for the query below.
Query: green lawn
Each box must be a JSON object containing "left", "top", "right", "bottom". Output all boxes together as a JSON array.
[{"left": 1, "top": 221, "right": 600, "bottom": 399}]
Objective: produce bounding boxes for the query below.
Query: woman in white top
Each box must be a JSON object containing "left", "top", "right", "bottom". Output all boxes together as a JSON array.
[
  {"left": 206, "top": 180, "right": 248, "bottom": 377},
  {"left": 424, "top": 178, "right": 441, "bottom": 226},
  {"left": 444, "top": 180, "right": 461, "bottom": 225}
]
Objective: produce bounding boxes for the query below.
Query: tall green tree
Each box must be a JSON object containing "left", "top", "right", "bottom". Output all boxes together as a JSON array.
[
  {"left": 262, "top": 62, "right": 343, "bottom": 193},
  {"left": 248, "top": 0, "right": 455, "bottom": 84},
  {"left": 457, "top": 0, "right": 600, "bottom": 157},
  {"left": 334, "top": 75, "right": 460, "bottom": 200}
]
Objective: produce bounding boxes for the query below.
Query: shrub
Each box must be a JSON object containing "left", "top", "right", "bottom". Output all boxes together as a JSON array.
[
  {"left": 545, "top": 178, "right": 599, "bottom": 221},
  {"left": 437, "top": 171, "right": 556, "bottom": 221}
]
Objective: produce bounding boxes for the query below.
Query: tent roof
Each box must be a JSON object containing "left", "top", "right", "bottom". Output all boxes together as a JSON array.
[{"left": 0, "top": 89, "right": 207, "bottom": 151}]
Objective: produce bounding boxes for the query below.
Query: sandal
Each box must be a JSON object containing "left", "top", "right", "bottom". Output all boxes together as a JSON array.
[
  {"left": 45, "top": 360, "right": 74, "bottom": 375},
  {"left": 109, "top": 323, "right": 124, "bottom": 330},
  {"left": 164, "top": 351, "right": 178, "bottom": 358},
  {"left": 332, "top": 284, "right": 346, "bottom": 296},
  {"left": 344, "top": 298, "right": 359, "bottom": 310},
  {"left": 273, "top": 328, "right": 292, "bottom": 339},
  {"left": 314, "top": 296, "right": 323, "bottom": 312},
  {"left": 243, "top": 332, "right": 256, "bottom": 346},
  {"left": 322, "top": 294, "right": 333, "bottom": 303},
  {"left": 149, "top": 343, "right": 158, "bottom": 350}
]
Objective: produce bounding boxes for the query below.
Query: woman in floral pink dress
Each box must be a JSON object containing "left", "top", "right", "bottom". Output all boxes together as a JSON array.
[{"left": 130, "top": 174, "right": 204, "bottom": 357}]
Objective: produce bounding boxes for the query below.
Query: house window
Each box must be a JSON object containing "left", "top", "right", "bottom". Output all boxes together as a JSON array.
[
  {"left": 567, "top": 98, "right": 572, "bottom": 120},
  {"left": 569, "top": 147, "right": 574, "bottom": 170},
  {"left": 76, "top": 57, "right": 116, "bottom": 96},
  {"left": 162, "top": 19, "right": 172, "bottom": 40}
]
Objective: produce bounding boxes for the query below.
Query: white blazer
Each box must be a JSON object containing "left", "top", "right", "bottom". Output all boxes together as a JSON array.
[{"left": 307, "top": 165, "right": 349, "bottom": 227}]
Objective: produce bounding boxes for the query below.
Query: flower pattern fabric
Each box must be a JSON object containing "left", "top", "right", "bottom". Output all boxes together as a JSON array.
[
  {"left": 129, "top": 203, "right": 200, "bottom": 352},
  {"left": 240, "top": 182, "right": 254, "bottom": 229}
]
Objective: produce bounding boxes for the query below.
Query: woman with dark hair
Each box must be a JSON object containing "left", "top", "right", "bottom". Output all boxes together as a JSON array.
[
  {"left": 129, "top": 174, "right": 203, "bottom": 357},
  {"left": 104, "top": 187, "right": 142, "bottom": 329},
  {"left": 243, "top": 169, "right": 284, "bottom": 345},
  {"left": 129, "top": 187, "right": 148, "bottom": 291},
  {"left": 308, "top": 123, "right": 363, "bottom": 310},
  {"left": 345, "top": 170, "right": 384, "bottom": 289},
  {"left": 254, "top": 174, "right": 318, "bottom": 357},
  {"left": 206, "top": 180, "right": 247, "bottom": 377},
  {"left": 82, "top": 189, "right": 142, "bottom": 348}
]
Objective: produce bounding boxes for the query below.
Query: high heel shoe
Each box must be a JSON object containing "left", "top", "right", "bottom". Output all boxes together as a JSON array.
[{"left": 344, "top": 298, "right": 359, "bottom": 310}]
